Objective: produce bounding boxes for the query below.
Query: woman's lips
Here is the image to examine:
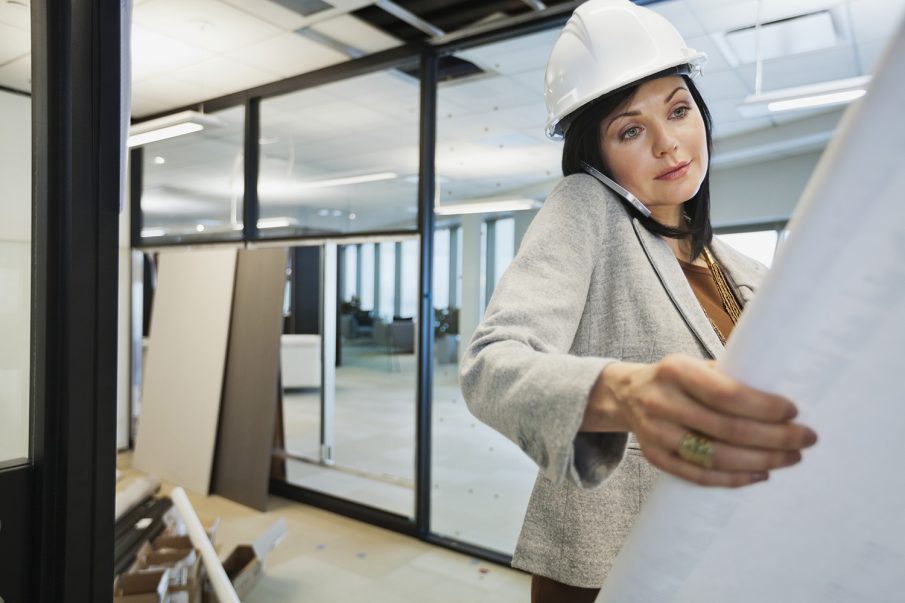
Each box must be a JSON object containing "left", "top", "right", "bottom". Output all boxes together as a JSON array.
[{"left": 656, "top": 160, "right": 692, "bottom": 180}]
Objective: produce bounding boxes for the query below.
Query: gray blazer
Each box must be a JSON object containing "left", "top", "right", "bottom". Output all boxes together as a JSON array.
[{"left": 459, "top": 174, "right": 767, "bottom": 587}]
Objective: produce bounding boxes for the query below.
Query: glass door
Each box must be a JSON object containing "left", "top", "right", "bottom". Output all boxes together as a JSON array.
[
  {"left": 0, "top": 2, "right": 125, "bottom": 601},
  {"left": 279, "top": 236, "right": 420, "bottom": 517}
]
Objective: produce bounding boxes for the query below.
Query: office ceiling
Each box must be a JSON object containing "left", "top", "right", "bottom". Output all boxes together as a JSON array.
[{"left": 2, "top": 0, "right": 904, "bottom": 235}]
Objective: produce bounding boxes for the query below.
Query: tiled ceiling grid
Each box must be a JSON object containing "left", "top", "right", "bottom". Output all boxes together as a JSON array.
[{"left": 2, "top": 0, "right": 905, "bottom": 231}]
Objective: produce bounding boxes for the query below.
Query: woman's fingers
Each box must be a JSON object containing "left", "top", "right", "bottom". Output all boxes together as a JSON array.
[
  {"left": 646, "top": 356, "right": 818, "bottom": 451},
  {"left": 642, "top": 386, "right": 818, "bottom": 452},
  {"left": 657, "top": 355, "right": 798, "bottom": 422},
  {"left": 643, "top": 418, "right": 802, "bottom": 472},
  {"left": 643, "top": 445, "right": 769, "bottom": 489}
]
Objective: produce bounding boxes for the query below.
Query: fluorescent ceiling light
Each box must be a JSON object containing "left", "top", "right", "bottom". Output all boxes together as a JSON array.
[
  {"left": 738, "top": 76, "right": 870, "bottom": 117},
  {"left": 128, "top": 110, "right": 222, "bottom": 148},
  {"left": 768, "top": 89, "right": 866, "bottom": 112},
  {"left": 297, "top": 172, "right": 398, "bottom": 190},
  {"left": 258, "top": 217, "right": 296, "bottom": 229},
  {"left": 140, "top": 228, "right": 167, "bottom": 238},
  {"left": 435, "top": 199, "right": 541, "bottom": 215}
]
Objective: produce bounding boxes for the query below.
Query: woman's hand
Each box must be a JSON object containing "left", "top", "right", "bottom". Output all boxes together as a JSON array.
[{"left": 582, "top": 354, "right": 818, "bottom": 488}]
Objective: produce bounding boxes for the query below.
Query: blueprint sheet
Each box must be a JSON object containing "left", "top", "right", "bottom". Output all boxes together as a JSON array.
[{"left": 597, "top": 16, "right": 905, "bottom": 603}]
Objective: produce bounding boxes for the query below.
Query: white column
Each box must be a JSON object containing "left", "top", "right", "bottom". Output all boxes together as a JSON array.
[{"left": 457, "top": 214, "right": 485, "bottom": 363}]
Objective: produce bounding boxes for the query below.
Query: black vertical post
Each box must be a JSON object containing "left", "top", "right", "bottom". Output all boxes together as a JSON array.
[
  {"left": 243, "top": 98, "right": 260, "bottom": 241},
  {"left": 415, "top": 49, "right": 438, "bottom": 537},
  {"left": 130, "top": 147, "right": 143, "bottom": 244},
  {"left": 31, "top": 0, "right": 122, "bottom": 600}
]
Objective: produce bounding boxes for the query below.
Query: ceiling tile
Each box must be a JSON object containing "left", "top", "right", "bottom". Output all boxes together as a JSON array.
[
  {"left": 694, "top": 68, "right": 751, "bottom": 101},
  {"left": 218, "top": 0, "right": 309, "bottom": 30},
  {"left": 508, "top": 70, "right": 545, "bottom": 97},
  {"left": 221, "top": 0, "right": 373, "bottom": 30},
  {"left": 457, "top": 29, "right": 558, "bottom": 76},
  {"left": 222, "top": 32, "right": 346, "bottom": 78},
  {"left": 440, "top": 76, "right": 540, "bottom": 119},
  {"left": 131, "top": 93, "right": 176, "bottom": 118},
  {"left": 131, "top": 25, "right": 214, "bottom": 82},
  {"left": 308, "top": 14, "right": 401, "bottom": 54},
  {"left": 692, "top": 0, "right": 841, "bottom": 34},
  {"left": 0, "top": 54, "right": 30, "bottom": 93},
  {"left": 170, "top": 57, "right": 283, "bottom": 95},
  {"left": 492, "top": 103, "right": 546, "bottom": 131},
  {"left": 134, "top": 0, "right": 285, "bottom": 53},
  {"left": 0, "top": 22, "right": 29, "bottom": 65},
  {"left": 649, "top": 0, "right": 707, "bottom": 39},
  {"left": 261, "top": 88, "right": 340, "bottom": 115},
  {"left": 735, "top": 46, "right": 860, "bottom": 93},
  {"left": 132, "top": 73, "right": 230, "bottom": 111}
]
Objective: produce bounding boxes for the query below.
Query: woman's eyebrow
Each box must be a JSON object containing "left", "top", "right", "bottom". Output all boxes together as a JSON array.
[
  {"left": 605, "top": 86, "right": 690, "bottom": 133},
  {"left": 665, "top": 86, "right": 688, "bottom": 102}
]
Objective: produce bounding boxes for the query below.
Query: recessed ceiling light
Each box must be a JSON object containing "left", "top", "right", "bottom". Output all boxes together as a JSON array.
[{"left": 195, "top": 224, "right": 205, "bottom": 232}]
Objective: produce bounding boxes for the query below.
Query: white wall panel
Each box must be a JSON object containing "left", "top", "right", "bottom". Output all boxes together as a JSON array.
[
  {"left": 133, "top": 248, "right": 237, "bottom": 493},
  {"left": 710, "top": 151, "right": 822, "bottom": 225},
  {"left": 0, "top": 89, "right": 30, "bottom": 463}
]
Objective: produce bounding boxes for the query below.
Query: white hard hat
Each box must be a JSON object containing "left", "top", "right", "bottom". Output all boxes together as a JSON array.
[{"left": 544, "top": 0, "right": 707, "bottom": 140}]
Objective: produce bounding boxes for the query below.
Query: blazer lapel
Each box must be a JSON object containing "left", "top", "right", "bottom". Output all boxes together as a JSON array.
[{"left": 631, "top": 219, "right": 724, "bottom": 359}]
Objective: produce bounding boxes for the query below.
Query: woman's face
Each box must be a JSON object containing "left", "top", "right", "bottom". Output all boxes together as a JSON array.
[{"left": 598, "top": 76, "right": 708, "bottom": 224}]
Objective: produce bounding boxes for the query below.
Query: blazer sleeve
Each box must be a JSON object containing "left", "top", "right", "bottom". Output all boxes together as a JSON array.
[{"left": 458, "top": 175, "right": 628, "bottom": 489}]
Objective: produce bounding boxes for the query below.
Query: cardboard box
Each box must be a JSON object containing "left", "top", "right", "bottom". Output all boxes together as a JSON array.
[
  {"left": 203, "top": 519, "right": 288, "bottom": 603},
  {"left": 113, "top": 569, "right": 169, "bottom": 603},
  {"left": 141, "top": 547, "right": 202, "bottom": 603}
]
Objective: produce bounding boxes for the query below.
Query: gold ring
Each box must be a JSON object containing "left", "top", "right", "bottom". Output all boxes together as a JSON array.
[{"left": 678, "top": 432, "right": 715, "bottom": 469}]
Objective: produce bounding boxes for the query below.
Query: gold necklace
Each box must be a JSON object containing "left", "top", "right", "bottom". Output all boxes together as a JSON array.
[{"left": 700, "top": 246, "right": 742, "bottom": 345}]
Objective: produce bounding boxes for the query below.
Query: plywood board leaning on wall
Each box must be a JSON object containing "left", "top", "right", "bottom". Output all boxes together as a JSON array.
[
  {"left": 133, "top": 248, "right": 238, "bottom": 494},
  {"left": 211, "top": 247, "right": 288, "bottom": 511}
]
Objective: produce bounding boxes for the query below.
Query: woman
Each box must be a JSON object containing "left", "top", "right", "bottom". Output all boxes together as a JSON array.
[{"left": 458, "top": 1, "right": 818, "bottom": 601}]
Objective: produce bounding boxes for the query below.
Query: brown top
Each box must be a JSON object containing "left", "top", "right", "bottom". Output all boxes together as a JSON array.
[{"left": 679, "top": 259, "right": 736, "bottom": 342}]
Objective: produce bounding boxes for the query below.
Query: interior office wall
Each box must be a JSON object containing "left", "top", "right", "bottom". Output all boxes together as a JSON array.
[
  {"left": 710, "top": 151, "right": 822, "bottom": 226},
  {"left": 0, "top": 89, "right": 31, "bottom": 462}
]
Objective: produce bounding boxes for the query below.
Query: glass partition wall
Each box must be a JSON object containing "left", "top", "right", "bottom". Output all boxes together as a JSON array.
[
  {"left": 140, "top": 105, "right": 246, "bottom": 242},
  {"left": 430, "top": 29, "right": 562, "bottom": 555},
  {"left": 130, "top": 18, "right": 572, "bottom": 563}
]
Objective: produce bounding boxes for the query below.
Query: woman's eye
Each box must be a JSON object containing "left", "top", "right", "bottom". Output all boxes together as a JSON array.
[
  {"left": 672, "top": 106, "right": 689, "bottom": 119},
  {"left": 621, "top": 127, "right": 640, "bottom": 140}
]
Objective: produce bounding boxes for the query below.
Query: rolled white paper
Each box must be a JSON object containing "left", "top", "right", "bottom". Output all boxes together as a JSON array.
[
  {"left": 114, "top": 475, "right": 161, "bottom": 521},
  {"left": 169, "top": 487, "right": 241, "bottom": 603}
]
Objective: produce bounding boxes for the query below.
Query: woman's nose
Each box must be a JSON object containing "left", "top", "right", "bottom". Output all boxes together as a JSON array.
[{"left": 653, "top": 127, "right": 679, "bottom": 156}]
